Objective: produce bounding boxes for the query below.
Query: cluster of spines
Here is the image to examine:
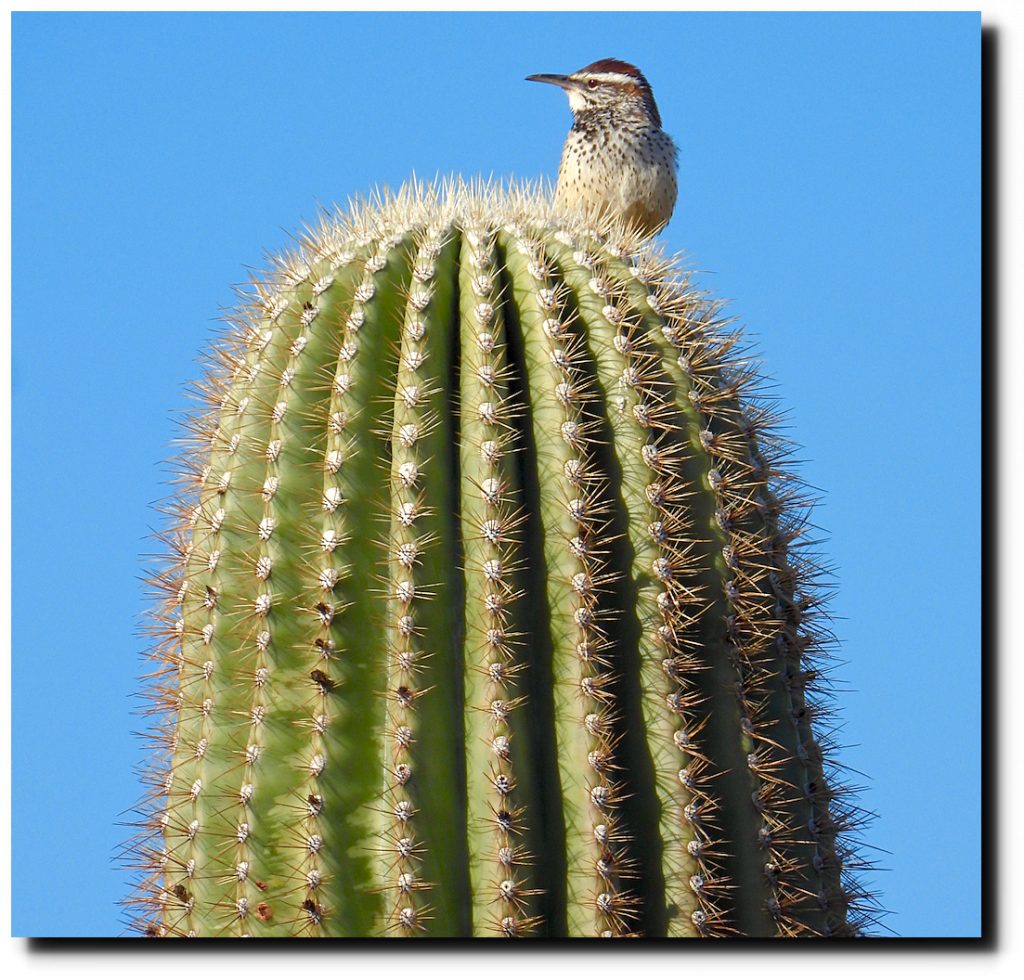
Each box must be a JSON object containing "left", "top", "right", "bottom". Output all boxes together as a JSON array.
[
  {"left": 179, "top": 288, "right": 290, "bottom": 938},
  {"left": 128, "top": 270, "right": 304, "bottom": 936},
  {"left": 282, "top": 240, "right": 378, "bottom": 938},
  {"left": 612, "top": 249, "right": 740, "bottom": 938},
  {"left": 380, "top": 226, "right": 449, "bottom": 936},
  {"left": 591, "top": 252, "right": 782, "bottom": 934},
  {"left": 120, "top": 301, "right": 242, "bottom": 935},
  {"left": 203, "top": 249, "right": 354, "bottom": 936},
  {"left": 540, "top": 224, "right": 880, "bottom": 937},
  {"left": 233, "top": 241, "right": 391, "bottom": 938},
  {"left": 458, "top": 220, "right": 543, "bottom": 937},
  {"left": 629, "top": 240, "right": 879, "bottom": 936},
  {"left": 502, "top": 222, "right": 638, "bottom": 937},
  {"left": 543, "top": 230, "right": 726, "bottom": 937}
]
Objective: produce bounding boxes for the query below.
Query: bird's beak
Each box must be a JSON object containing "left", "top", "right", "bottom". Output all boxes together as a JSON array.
[{"left": 526, "top": 73, "right": 578, "bottom": 91}]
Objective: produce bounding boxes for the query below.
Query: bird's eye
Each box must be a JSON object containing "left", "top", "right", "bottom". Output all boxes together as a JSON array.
[{"left": 587, "top": 79, "right": 598, "bottom": 89}]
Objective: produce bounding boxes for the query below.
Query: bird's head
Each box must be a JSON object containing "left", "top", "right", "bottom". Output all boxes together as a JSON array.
[{"left": 527, "top": 58, "right": 662, "bottom": 128}]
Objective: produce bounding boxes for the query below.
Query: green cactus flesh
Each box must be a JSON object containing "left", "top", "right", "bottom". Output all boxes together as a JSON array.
[{"left": 123, "top": 180, "right": 877, "bottom": 938}]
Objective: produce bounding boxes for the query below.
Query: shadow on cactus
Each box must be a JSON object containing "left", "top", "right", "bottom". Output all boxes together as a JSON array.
[{"left": 120, "top": 178, "right": 882, "bottom": 937}]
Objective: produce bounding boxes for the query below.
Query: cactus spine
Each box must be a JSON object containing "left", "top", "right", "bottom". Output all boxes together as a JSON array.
[{"left": 122, "top": 179, "right": 878, "bottom": 938}]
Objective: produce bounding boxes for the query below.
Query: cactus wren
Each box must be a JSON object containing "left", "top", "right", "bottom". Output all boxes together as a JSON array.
[{"left": 527, "top": 58, "right": 678, "bottom": 235}]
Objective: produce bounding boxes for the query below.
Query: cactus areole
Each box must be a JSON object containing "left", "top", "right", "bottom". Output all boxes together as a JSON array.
[{"left": 123, "top": 179, "right": 877, "bottom": 938}]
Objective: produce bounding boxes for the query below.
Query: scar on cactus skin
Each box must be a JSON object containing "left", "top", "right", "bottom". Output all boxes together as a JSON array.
[{"left": 120, "top": 177, "right": 884, "bottom": 938}]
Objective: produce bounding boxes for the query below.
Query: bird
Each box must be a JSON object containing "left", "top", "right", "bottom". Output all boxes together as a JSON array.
[{"left": 527, "top": 59, "right": 678, "bottom": 236}]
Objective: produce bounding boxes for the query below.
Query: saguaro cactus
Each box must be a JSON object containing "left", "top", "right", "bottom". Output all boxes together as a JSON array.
[{"left": 122, "top": 179, "right": 878, "bottom": 938}]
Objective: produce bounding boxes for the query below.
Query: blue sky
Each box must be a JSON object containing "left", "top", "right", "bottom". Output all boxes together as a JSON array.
[{"left": 10, "top": 11, "right": 980, "bottom": 938}]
